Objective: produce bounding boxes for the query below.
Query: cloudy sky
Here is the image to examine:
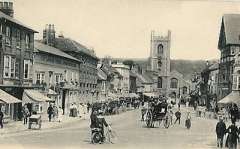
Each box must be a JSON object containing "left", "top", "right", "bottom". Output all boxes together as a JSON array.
[{"left": 13, "top": 0, "right": 240, "bottom": 60}]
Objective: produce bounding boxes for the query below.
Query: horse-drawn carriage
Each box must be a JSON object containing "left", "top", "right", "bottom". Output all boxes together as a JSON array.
[{"left": 144, "top": 102, "right": 171, "bottom": 128}]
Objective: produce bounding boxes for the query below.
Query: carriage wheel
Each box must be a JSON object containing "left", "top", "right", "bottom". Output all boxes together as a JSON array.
[
  {"left": 39, "top": 120, "right": 42, "bottom": 129},
  {"left": 145, "top": 111, "right": 153, "bottom": 128},
  {"left": 92, "top": 132, "right": 102, "bottom": 144},
  {"left": 164, "top": 116, "right": 170, "bottom": 129}
]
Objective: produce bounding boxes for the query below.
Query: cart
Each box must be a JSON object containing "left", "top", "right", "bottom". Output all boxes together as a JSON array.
[
  {"left": 28, "top": 115, "right": 42, "bottom": 129},
  {"left": 145, "top": 103, "right": 170, "bottom": 128}
]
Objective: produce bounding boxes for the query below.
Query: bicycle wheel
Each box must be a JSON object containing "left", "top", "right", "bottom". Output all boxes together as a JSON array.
[
  {"left": 92, "top": 132, "right": 102, "bottom": 144},
  {"left": 164, "top": 116, "right": 170, "bottom": 129}
]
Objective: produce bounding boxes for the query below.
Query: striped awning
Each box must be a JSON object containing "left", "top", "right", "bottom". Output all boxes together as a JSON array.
[
  {"left": 0, "top": 89, "right": 22, "bottom": 104},
  {"left": 22, "top": 89, "right": 54, "bottom": 103}
]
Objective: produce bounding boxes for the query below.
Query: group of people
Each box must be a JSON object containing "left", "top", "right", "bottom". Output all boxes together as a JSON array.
[
  {"left": 216, "top": 117, "right": 240, "bottom": 149},
  {"left": 47, "top": 104, "right": 63, "bottom": 122}
]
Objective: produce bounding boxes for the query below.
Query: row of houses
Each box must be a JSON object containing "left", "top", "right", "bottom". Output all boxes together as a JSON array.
[
  {"left": 199, "top": 14, "right": 240, "bottom": 108},
  {"left": 0, "top": 1, "right": 193, "bottom": 121},
  {"left": 0, "top": 2, "right": 100, "bottom": 120}
]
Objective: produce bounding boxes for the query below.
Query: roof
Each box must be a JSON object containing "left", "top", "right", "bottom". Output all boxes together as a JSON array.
[
  {"left": 219, "top": 14, "right": 240, "bottom": 47},
  {"left": 208, "top": 63, "right": 219, "bottom": 71},
  {"left": 0, "top": 11, "right": 38, "bottom": 33},
  {"left": 97, "top": 68, "right": 107, "bottom": 81},
  {"left": 136, "top": 73, "right": 154, "bottom": 84},
  {"left": 0, "top": 89, "right": 21, "bottom": 103},
  {"left": 54, "top": 37, "right": 98, "bottom": 59},
  {"left": 34, "top": 41, "right": 81, "bottom": 63}
]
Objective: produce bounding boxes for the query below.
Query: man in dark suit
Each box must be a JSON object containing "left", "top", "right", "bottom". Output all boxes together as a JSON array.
[{"left": 216, "top": 116, "right": 226, "bottom": 148}]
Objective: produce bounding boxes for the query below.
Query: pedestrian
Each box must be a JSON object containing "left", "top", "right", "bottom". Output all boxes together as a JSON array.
[
  {"left": 0, "top": 108, "right": 3, "bottom": 128},
  {"left": 47, "top": 104, "right": 54, "bottom": 122},
  {"left": 87, "top": 103, "right": 91, "bottom": 113},
  {"left": 216, "top": 116, "right": 226, "bottom": 148},
  {"left": 178, "top": 102, "right": 181, "bottom": 110},
  {"left": 53, "top": 104, "right": 58, "bottom": 121},
  {"left": 225, "top": 120, "right": 239, "bottom": 149},
  {"left": 58, "top": 106, "right": 63, "bottom": 122},
  {"left": 230, "top": 104, "right": 238, "bottom": 123},
  {"left": 174, "top": 110, "right": 181, "bottom": 125},
  {"left": 22, "top": 104, "right": 30, "bottom": 125}
]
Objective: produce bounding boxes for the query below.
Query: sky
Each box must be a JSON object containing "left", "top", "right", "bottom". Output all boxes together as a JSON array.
[{"left": 12, "top": 0, "right": 240, "bottom": 60}]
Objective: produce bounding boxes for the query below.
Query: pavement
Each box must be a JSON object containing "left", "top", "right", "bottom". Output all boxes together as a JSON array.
[{"left": 0, "top": 113, "right": 90, "bottom": 137}]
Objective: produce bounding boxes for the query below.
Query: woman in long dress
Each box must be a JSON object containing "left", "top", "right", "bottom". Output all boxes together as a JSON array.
[{"left": 58, "top": 106, "right": 63, "bottom": 122}]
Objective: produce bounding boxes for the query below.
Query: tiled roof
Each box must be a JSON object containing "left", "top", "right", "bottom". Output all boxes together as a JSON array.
[
  {"left": 136, "top": 73, "right": 154, "bottom": 84},
  {"left": 34, "top": 41, "right": 81, "bottom": 62},
  {"left": 0, "top": 11, "right": 38, "bottom": 33},
  {"left": 54, "top": 37, "right": 98, "bottom": 59},
  {"left": 220, "top": 14, "right": 240, "bottom": 45}
]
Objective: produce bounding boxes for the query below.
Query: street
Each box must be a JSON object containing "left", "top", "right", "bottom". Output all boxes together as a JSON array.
[{"left": 0, "top": 108, "right": 220, "bottom": 149}]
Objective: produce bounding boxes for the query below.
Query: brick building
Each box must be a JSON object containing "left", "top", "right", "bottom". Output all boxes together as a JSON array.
[{"left": 0, "top": 0, "right": 38, "bottom": 120}]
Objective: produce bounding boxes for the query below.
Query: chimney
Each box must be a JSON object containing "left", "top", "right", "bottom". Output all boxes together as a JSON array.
[
  {"left": 0, "top": 0, "right": 14, "bottom": 17},
  {"left": 43, "top": 24, "right": 56, "bottom": 46}
]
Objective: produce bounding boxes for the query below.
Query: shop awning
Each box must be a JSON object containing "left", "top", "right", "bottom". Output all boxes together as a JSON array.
[
  {"left": 143, "top": 92, "right": 158, "bottom": 98},
  {"left": 0, "top": 89, "right": 21, "bottom": 104},
  {"left": 218, "top": 91, "right": 240, "bottom": 104},
  {"left": 22, "top": 89, "right": 54, "bottom": 103}
]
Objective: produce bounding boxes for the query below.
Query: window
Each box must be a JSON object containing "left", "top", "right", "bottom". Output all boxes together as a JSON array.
[
  {"left": 3, "top": 55, "right": 16, "bottom": 78},
  {"left": 238, "top": 76, "right": 240, "bottom": 90},
  {"left": 5, "top": 26, "right": 11, "bottom": 46},
  {"left": 16, "top": 29, "right": 21, "bottom": 48},
  {"left": 158, "top": 60, "right": 162, "bottom": 70},
  {"left": 182, "top": 86, "right": 188, "bottom": 94},
  {"left": 4, "top": 55, "right": 10, "bottom": 78},
  {"left": 157, "top": 77, "right": 162, "bottom": 88},
  {"left": 25, "top": 34, "right": 30, "bottom": 49},
  {"left": 170, "top": 78, "right": 178, "bottom": 88},
  {"left": 24, "top": 60, "right": 31, "bottom": 79},
  {"left": 233, "top": 76, "right": 237, "bottom": 90},
  {"left": 36, "top": 72, "right": 45, "bottom": 84},
  {"left": 10, "top": 57, "right": 15, "bottom": 78},
  {"left": 157, "top": 44, "right": 163, "bottom": 55}
]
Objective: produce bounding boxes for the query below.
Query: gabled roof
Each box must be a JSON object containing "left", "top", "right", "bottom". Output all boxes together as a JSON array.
[
  {"left": 97, "top": 68, "right": 107, "bottom": 81},
  {"left": 218, "top": 14, "right": 240, "bottom": 48},
  {"left": 0, "top": 11, "right": 38, "bottom": 33},
  {"left": 34, "top": 41, "right": 81, "bottom": 63},
  {"left": 54, "top": 37, "right": 98, "bottom": 59}
]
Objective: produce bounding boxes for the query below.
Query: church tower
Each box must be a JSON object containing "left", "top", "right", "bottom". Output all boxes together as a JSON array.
[{"left": 150, "top": 30, "right": 171, "bottom": 95}]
